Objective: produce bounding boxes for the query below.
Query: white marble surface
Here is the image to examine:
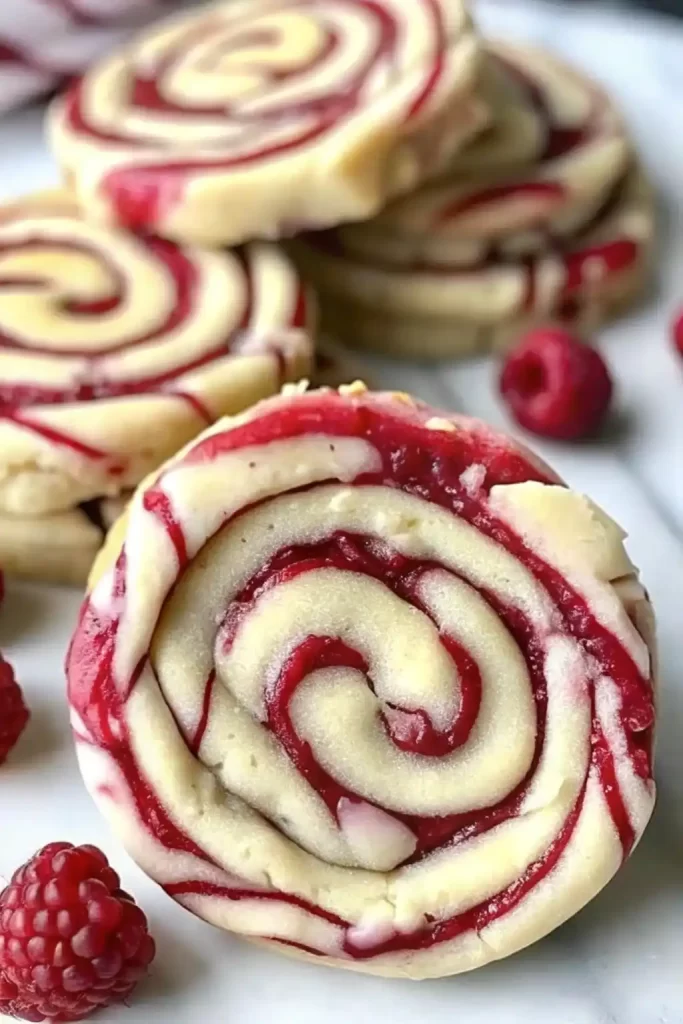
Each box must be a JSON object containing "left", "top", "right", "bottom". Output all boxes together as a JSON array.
[{"left": 1, "top": 1, "right": 683, "bottom": 1021}]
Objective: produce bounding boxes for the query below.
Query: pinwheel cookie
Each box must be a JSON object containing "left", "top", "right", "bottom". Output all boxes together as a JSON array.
[
  {"left": 48, "top": 0, "right": 486, "bottom": 247},
  {"left": 294, "top": 44, "right": 655, "bottom": 359},
  {"left": 0, "top": 190, "right": 313, "bottom": 584},
  {"left": 68, "top": 383, "right": 656, "bottom": 979}
]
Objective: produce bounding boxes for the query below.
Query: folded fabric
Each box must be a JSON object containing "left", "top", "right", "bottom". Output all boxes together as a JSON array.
[{"left": 0, "top": 0, "right": 179, "bottom": 114}]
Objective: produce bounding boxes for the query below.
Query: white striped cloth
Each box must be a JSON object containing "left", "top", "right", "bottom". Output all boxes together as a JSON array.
[{"left": 0, "top": 0, "right": 180, "bottom": 114}]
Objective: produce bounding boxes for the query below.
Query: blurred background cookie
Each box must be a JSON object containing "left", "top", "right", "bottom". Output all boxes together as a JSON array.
[
  {"left": 293, "top": 42, "right": 653, "bottom": 360},
  {"left": 49, "top": 0, "right": 486, "bottom": 247},
  {"left": 0, "top": 188, "right": 313, "bottom": 583}
]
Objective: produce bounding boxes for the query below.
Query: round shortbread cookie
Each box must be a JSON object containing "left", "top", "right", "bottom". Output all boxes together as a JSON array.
[
  {"left": 316, "top": 262, "right": 647, "bottom": 360},
  {"left": 67, "top": 383, "right": 655, "bottom": 979},
  {"left": 294, "top": 166, "right": 654, "bottom": 360},
  {"left": 49, "top": 0, "right": 485, "bottom": 247},
  {"left": 0, "top": 494, "right": 128, "bottom": 587},
  {"left": 0, "top": 190, "right": 313, "bottom": 517},
  {"left": 338, "top": 43, "right": 632, "bottom": 268}
]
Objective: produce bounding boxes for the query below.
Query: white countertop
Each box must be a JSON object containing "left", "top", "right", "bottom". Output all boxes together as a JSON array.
[{"left": 1, "top": 2, "right": 682, "bottom": 1022}]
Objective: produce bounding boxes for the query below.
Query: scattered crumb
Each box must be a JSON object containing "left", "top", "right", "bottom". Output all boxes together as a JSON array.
[
  {"left": 338, "top": 380, "right": 368, "bottom": 397},
  {"left": 460, "top": 463, "right": 486, "bottom": 496},
  {"left": 391, "top": 391, "right": 415, "bottom": 405},
  {"left": 426, "top": 417, "right": 456, "bottom": 432},
  {"left": 281, "top": 379, "right": 309, "bottom": 396}
]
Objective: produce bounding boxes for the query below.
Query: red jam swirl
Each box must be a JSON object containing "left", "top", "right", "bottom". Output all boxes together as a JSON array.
[
  {"left": 58, "top": 0, "right": 448, "bottom": 233},
  {"left": 0, "top": 234, "right": 308, "bottom": 464},
  {"left": 302, "top": 51, "right": 636, "bottom": 315}
]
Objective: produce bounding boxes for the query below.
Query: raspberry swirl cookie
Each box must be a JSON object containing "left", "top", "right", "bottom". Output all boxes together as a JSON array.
[
  {"left": 294, "top": 44, "right": 654, "bottom": 359},
  {"left": 0, "top": 189, "right": 312, "bottom": 583},
  {"left": 49, "top": 0, "right": 485, "bottom": 247},
  {"left": 339, "top": 43, "right": 631, "bottom": 267},
  {"left": 297, "top": 167, "right": 654, "bottom": 359},
  {"left": 67, "top": 384, "right": 656, "bottom": 979}
]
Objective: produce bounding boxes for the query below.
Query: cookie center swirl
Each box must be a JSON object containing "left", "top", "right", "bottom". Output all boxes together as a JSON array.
[
  {"left": 158, "top": 13, "right": 354, "bottom": 115},
  {"left": 79, "top": 0, "right": 441, "bottom": 157},
  {"left": 155, "top": 484, "right": 550, "bottom": 871},
  {"left": 0, "top": 229, "right": 175, "bottom": 356}
]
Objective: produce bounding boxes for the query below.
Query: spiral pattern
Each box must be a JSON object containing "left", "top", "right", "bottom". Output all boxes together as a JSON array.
[
  {"left": 49, "top": 0, "right": 484, "bottom": 246},
  {"left": 0, "top": 190, "right": 312, "bottom": 516},
  {"left": 338, "top": 43, "right": 631, "bottom": 267},
  {"left": 67, "top": 384, "right": 656, "bottom": 979}
]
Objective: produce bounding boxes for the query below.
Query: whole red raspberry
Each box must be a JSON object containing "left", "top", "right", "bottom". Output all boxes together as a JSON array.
[
  {"left": 672, "top": 309, "right": 683, "bottom": 358},
  {"left": 0, "top": 655, "right": 29, "bottom": 765},
  {"left": 499, "top": 327, "right": 613, "bottom": 440},
  {"left": 0, "top": 843, "right": 155, "bottom": 1022}
]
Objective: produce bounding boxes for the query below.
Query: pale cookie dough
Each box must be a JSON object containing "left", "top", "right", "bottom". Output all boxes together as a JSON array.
[
  {"left": 338, "top": 42, "right": 632, "bottom": 267},
  {"left": 49, "top": 0, "right": 486, "bottom": 247},
  {"left": 67, "top": 384, "right": 656, "bottom": 979},
  {"left": 292, "top": 42, "right": 654, "bottom": 360},
  {"left": 295, "top": 165, "right": 654, "bottom": 360},
  {"left": 0, "top": 495, "right": 129, "bottom": 587},
  {"left": 0, "top": 189, "right": 313, "bottom": 519}
]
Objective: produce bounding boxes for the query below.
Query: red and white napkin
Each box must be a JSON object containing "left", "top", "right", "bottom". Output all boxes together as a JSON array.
[{"left": 0, "top": 0, "right": 177, "bottom": 115}]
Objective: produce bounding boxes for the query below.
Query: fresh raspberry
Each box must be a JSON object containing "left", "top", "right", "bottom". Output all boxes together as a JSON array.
[
  {"left": 499, "top": 327, "right": 613, "bottom": 440},
  {"left": 672, "top": 309, "right": 683, "bottom": 357},
  {"left": 0, "top": 655, "right": 29, "bottom": 765},
  {"left": 0, "top": 843, "right": 155, "bottom": 1022}
]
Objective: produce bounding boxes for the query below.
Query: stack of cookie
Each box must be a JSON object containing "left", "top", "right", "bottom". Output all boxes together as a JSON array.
[
  {"left": 0, "top": 0, "right": 653, "bottom": 584},
  {"left": 1, "top": 0, "right": 486, "bottom": 585},
  {"left": 294, "top": 41, "right": 655, "bottom": 359},
  {"left": 0, "top": 190, "right": 312, "bottom": 584}
]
